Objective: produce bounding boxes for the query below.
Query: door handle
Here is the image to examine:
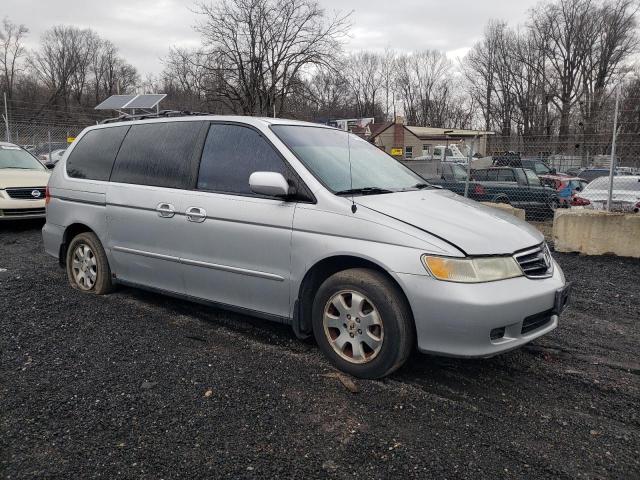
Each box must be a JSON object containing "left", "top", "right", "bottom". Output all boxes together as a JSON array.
[
  {"left": 186, "top": 206, "right": 207, "bottom": 223},
  {"left": 156, "top": 202, "right": 176, "bottom": 218}
]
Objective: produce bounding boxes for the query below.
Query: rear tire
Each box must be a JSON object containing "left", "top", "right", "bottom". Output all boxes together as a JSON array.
[
  {"left": 66, "top": 232, "right": 114, "bottom": 295},
  {"left": 311, "top": 268, "right": 415, "bottom": 379}
]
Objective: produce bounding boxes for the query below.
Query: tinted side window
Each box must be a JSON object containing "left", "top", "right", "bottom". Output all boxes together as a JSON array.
[
  {"left": 111, "top": 121, "right": 203, "bottom": 189},
  {"left": 66, "top": 126, "right": 129, "bottom": 180},
  {"left": 486, "top": 170, "right": 499, "bottom": 181},
  {"left": 498, "top": 169, "right": 516, "bottom": 182},
  {"left": 473, "top": 170, "right": 486, "bottom": 180},
  {"left": 197, "top": 124, "right": 288, "bottom": 195}
]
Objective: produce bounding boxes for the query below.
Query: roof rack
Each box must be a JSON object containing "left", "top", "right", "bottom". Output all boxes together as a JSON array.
[{"left": 100, "top": 110, "right": 213, "bottom": 124}]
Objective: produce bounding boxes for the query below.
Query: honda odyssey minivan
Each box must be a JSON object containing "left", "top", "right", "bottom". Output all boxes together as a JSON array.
[{"left": 43, "top": 115, "right": 571, "bottom": 378}]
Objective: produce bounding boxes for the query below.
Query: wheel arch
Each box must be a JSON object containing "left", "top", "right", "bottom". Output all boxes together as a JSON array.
[
  {"left": 492, "top": 194, "right": 511, "bottom": 204},
  {"left": 59, "top": 223, "right": 96, "bottom": 267},
  {"left": 292, "top": 254, "right": 414, "bottom": 339}
]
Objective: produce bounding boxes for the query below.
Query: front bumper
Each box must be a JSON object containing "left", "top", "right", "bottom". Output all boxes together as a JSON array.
[
  {"left": 397, "top": 260, "right": 567, "bottom": 358},
  {"left": 0, "top": 197, "right": 46, "bottom": 220}
]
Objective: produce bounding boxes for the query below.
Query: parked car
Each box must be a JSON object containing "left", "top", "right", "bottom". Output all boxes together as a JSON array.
[
  {"left": 542, "top": 175, "right": 588, "bottom": 207},
  {"left": 574, "top": 168, "right": 612, "bottom": 182},
  {"left": 0, "top": 142, "right": 50, "bottom": 220},
  {"left": 491, "top": 153, "right": 557, "bottom": 174},
  {"left": 520, "top": 158, "right": 557, "bottom": 176},
  {"left": 572, "top": 175, "right": 640, "bottom": 213},
  {"left": 38, "top": 148, "right": 67, "bottom": 168},
  {"left": 33, "top": 142, "right": 68, "bottom": 157},
  {"left": 43, "top": 116, "right": 570, "bottom": 379},
  {"left": 470, "top": 166, "right": 560, "bottom": 219}
]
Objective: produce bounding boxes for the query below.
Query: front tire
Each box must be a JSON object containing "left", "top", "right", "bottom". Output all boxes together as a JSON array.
[
  {"left": 66, "top": 232, "right": 114, "bottom": 295},
  {"left": 312, "top": 268, "right": 415, "bottom": 379}
]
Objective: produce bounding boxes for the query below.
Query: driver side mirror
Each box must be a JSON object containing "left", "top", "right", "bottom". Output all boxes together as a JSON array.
[
  {"left": 249, "top": 171, "right": 290, "bottom": 198},
  {"left": 550, "top": 168, "right": 557, "bottom": 174}
]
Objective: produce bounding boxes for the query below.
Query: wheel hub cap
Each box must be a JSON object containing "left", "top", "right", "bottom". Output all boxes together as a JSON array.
[
  {"left": 323, "top": 290, "right": 384, "bottom": 364},
  {"left": 71, "top": 243, "right": 97, "bottom": 290}
]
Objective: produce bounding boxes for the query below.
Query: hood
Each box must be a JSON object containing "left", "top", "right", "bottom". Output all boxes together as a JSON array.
[
  {"left": 0, "top": 168, "right": 51, "bottom": 189},
  {"left": 355, "top": 189, "right": 544, "bottom": 256}
]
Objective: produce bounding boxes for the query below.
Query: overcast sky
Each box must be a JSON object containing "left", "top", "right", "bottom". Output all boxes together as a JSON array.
[{"left": 5, "top": 0, "right": 540, "bottom": 75}]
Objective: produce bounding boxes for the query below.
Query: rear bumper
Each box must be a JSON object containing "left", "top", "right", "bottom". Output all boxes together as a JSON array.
[
  {"left": 396, "top": 260, "right": 567, "bottom": 358},
  {"left": 42, "top": 222, "right": 65, "bottom": 260}
]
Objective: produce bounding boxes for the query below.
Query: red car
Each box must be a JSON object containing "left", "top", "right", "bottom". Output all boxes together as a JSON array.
[{"left": 539, "top": 175, "right": 588, "bottom": 207}]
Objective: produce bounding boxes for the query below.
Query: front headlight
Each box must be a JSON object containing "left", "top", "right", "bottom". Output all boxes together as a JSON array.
[{"left": 422, "top": 255, "right": 523, "bottom": 283}]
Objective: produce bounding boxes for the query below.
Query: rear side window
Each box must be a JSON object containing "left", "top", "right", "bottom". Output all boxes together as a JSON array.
[
  {"left": 111, "top": 121, "right": 203, "bottom": 189},
  {"left": 197, "top": 124, "right": 289, "bottom": 195},
  {"left": 473, "top": 170, "right": 487, "bottom": 180},
  {"left": 66, "top": 126, "right": 129, "bottom": 180},
  {"left": 497, "top": 170, "right": 516, "bottom": 182}
]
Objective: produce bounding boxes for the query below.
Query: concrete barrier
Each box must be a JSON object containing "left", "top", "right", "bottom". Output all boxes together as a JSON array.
[
  {"left": 553, "top": 209, "right": 640, "bottom": 258},
  {"left": 480, "top": 202, "right": 526, "bottom": 220}
]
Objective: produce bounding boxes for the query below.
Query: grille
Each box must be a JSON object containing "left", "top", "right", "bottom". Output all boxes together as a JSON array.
[
  {"left": 5, "top": 187, "right": 46, "bottom": 200},
  {"left": 514, "top": 244, "right": 553, "bottom": 278},
  {"left": 0, "top": 207, "right": 46, "bottom": 216},
  {"left": 521, "top": 310, "right": 553, "bottom": 335}
]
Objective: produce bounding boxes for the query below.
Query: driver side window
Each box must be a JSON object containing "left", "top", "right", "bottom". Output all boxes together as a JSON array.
[{"left": 197, "top": 124, "right": 289, "bottom": 195}]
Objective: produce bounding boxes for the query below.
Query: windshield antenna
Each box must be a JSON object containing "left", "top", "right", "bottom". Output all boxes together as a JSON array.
[{"left": 347, "top": 132, "right": 357, "bottom": 213}]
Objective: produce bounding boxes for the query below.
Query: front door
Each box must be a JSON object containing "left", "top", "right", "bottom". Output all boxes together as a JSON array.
[{"left": 180, "top": 123, "right": 297, "bottom": 319}]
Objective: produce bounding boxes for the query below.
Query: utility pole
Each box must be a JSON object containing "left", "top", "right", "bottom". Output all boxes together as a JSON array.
[
  {"left": 3, "top": 92, "right": 10, "bottom": 142},
  {"left": 464, "top": 133, "right": 479, "bottom": 198},
  {"left": 607, "top": 84, "right": 621, "bottom": 212}
]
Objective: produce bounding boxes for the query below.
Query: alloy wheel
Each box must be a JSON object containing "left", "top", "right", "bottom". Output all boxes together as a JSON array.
[
  {"left": 71, "top": 243, "right": 97, "bottom": 290},
  {"left": 323, "top": 290, "right": 384, "bottom": 364}
]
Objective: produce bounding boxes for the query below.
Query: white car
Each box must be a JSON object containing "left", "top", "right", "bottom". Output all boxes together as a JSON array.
[
  {"left": 572, "top": 175, "right": 640, "bottom": 213},
  {"left": 39, "top": 148, "right": 67, "bottom": 168},
  {"left": 0, "top": 142, "right": 51, "bottom": 220}
]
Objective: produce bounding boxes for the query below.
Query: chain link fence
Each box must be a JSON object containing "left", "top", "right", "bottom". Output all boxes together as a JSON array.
[
  {"left": 3, "top": 97, "right": 639, "bottom": 219},
  {"left": 401, "top": 131, "right": 640, "bottom": 222}
]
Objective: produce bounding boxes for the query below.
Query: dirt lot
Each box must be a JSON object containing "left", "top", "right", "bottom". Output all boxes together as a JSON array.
[{"left": 1, "top": 221, "right": 638, "bottom": 479}]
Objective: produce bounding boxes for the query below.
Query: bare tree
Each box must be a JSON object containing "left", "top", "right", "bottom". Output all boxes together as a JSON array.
[
  {"left": 0, "top": 17, "right": 28, "bottom": 100},
  {"left": 345, "top": 51, "right": 383, "bottom": 117},
  {"left": 193, "top": 0, "right": 350, "bottom": 116},
  {"left": 395, "top": 50, "right": 452, "bottom": 126},
  {"left": 580, "top": 0, "right": 638, "bottom": 138},
  {"left": 530, "top": 0, "right": 599, "bottom": 140},
  {"left": 30, "top": 26, "right": 94, "bottom": 109},
  {"left": 464, "top": 20, "right": 505, "bottom": 132},
  {"left": 306, "top": 66, "right": 350, "bottom": 118}
]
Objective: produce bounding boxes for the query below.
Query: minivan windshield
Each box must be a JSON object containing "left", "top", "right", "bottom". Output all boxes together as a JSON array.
[
  {"left": 272, "top": 125, "right": 427, "bottom": 194},
  {"left": 0, "top": 145, "right": 45, "bottom": 170}
]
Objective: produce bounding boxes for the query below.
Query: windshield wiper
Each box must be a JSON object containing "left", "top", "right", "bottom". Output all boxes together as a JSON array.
[
  {"left": 397, "top": 183, "right": 432, "bottom": 192},
  {"left": 335, "top": 187, "right": 394, "bottom": 196},
  {"left": 0, "top": 166, "right": 32, "bottom": 169}
]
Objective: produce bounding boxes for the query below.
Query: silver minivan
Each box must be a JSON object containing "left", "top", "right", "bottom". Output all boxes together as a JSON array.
[{"left": 43, "top": 116, "right": 571, "bottom": 378}]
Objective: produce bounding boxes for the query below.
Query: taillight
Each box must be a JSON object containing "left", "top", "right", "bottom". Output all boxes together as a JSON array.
[
  {"left": 571, "top": 196, "right": 590, "bottom": 206},
  {"left": 45, "top": 186, "right": 51, "bottom": 205},
  {"left": 474, "top": 184, "right": 485, "bottom": 195}
]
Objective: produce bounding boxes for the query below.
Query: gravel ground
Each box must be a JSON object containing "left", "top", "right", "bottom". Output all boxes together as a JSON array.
[{"left": 1, "top": 221, "right": 639, "bottom": 479}]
